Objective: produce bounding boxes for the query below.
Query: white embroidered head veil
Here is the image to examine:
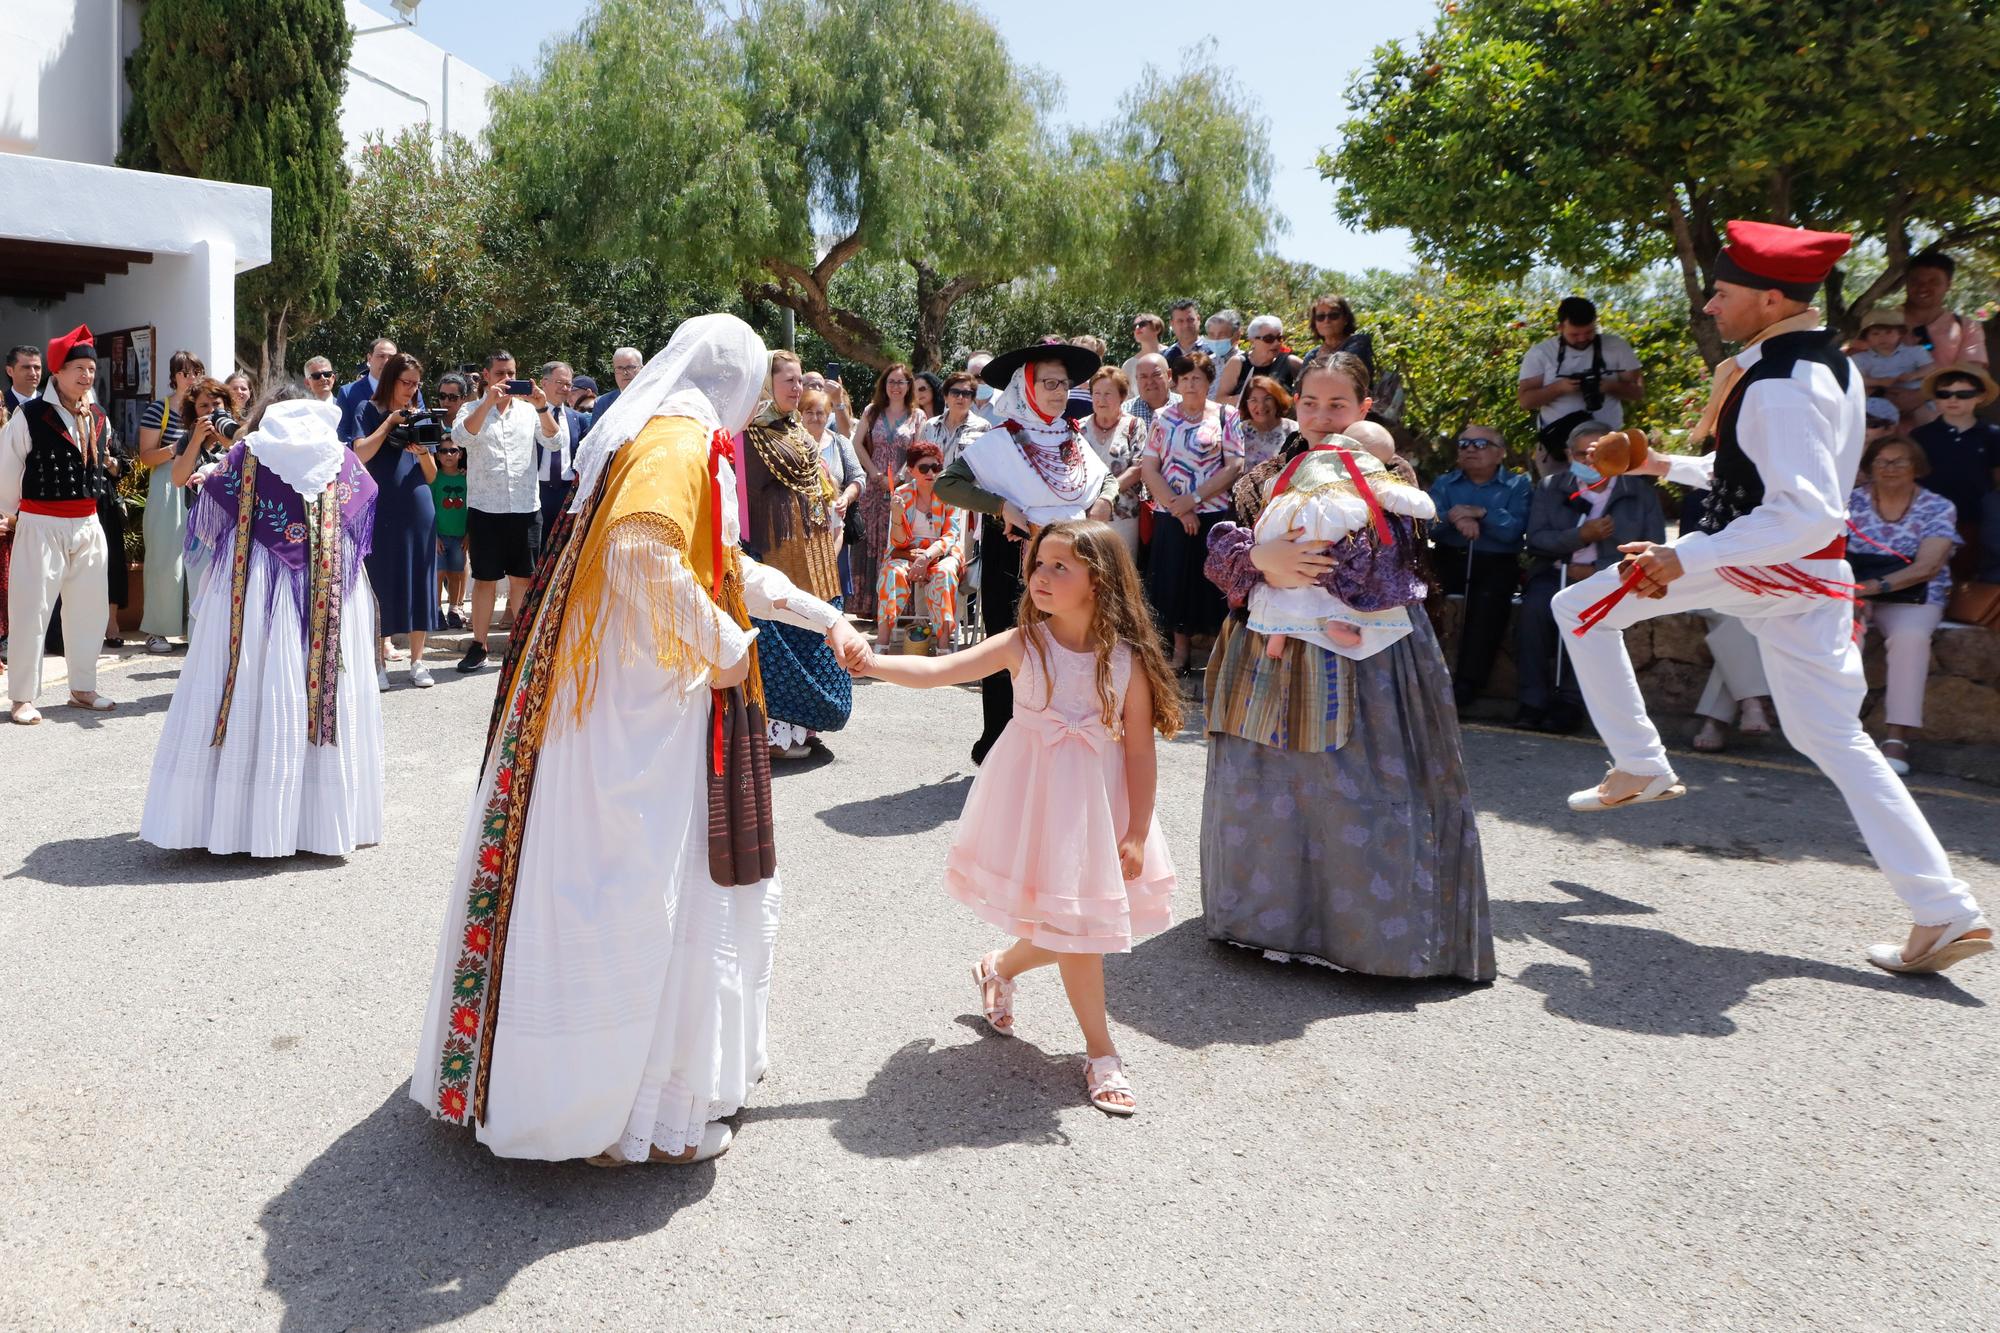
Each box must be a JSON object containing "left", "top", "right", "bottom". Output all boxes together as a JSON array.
[
  {"left": 568, "top": 313, "right": 768, "bottom": 513},
  {"left": 243, "top": 397, "right": 345, "bottom": 496}
]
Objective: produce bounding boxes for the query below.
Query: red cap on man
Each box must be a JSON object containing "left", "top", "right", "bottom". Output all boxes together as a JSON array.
[
  {"left": 46, "top": 324, "right": 97, "bottom": 370},
  {"left": 1713, "top": 221, "right": 1852, "bottom": 302}
]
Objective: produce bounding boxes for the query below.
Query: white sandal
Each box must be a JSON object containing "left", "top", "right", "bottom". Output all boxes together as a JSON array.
[
  {"left": 1867, "top": 915, "right": 1994, "bottom": 975},
  {"left": 67, "top": 692, "right": 115, "bottom": 712},
  {"left": 971, "top": 950, "right": 1016, "bottom": 1036},
  {"left": 1083, "top": 1055, "right": 1136, "bottom": 1116},
  {"left": 10, "top": 701, "right": 42, "bottom": 725},
  {"left": 1568, "top": 769, "right": 1685, "bottom": 813}
]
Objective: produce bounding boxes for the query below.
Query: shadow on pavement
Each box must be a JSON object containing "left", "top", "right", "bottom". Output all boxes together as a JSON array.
[
  {"left": 1495, "top": 880, "right": 1985, "bottom": 1037},
  {"left": 740, "top": 1016, "right": 1074, "bottom": 1155},
  {"left": 259, "top": 1084, "right": 715, "bottom": 1333},
  {"left": 815, "top": 775, "right": 973, "bottom": 837},
  {"left": 4, "top": 831, "right": 344, "bottom": 886},
  {"left": 1458, "top": 726, "right": 1995, "bottom": 875},
  {"left": 1108, "top": 918, "right": 1487, "bottom": 1050}
]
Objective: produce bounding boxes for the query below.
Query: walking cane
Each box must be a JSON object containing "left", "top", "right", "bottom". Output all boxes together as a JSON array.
[{"left": 1553, "top": 561, "right": 1570, "bottom": 690}]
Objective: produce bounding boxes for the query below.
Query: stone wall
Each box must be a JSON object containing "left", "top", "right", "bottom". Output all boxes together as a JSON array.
[{"left": 1429, "top": 597, "right": 2000, "bottom": 749}]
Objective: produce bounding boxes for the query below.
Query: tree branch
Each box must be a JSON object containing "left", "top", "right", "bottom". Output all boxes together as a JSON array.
[
  {"left": 743, "top": 273, "right": 893, "bottom": 371},
  {"left": 811, "top": 229, "right": 866, "bottom": 291},
  {"left": 1841, "top": 189, "right": 1919, "bottom": 330},
  {"left": 1662, "top": 182, "right": 1725, "bottom": 368}
]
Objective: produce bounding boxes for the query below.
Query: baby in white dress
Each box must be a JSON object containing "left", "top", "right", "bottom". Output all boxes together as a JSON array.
[{"left": 1249, "top": 423, "right": 1435, "bottom": 661}]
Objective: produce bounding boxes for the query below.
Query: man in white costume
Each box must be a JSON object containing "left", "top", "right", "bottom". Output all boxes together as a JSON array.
[
  {"left": 413, "top": 315, "right": 869, "bottom": 1163},
  {"left": 1552, "top": 221, "right": 1988, "bottom": 976}
]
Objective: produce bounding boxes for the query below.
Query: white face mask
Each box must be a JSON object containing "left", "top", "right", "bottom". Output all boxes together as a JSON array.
[{"left": 1570, "top": 462, "right": 1602, "bottom": 486}]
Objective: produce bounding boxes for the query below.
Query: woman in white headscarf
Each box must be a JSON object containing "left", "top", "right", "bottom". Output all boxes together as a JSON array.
[
  {"left": 411, "top": 314, "right": 869, "bottom": 1166},
  {"left": 139, "top": 388, "right": 384, "bottom": 857},
  {"left": 934, "top": 342, "right": 1120, "bottom": 764}
]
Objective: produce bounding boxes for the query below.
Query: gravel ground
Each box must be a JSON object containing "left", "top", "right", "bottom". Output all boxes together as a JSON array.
[{"left": 2, "top": 643, "right": 1995, "bottom": 1331}]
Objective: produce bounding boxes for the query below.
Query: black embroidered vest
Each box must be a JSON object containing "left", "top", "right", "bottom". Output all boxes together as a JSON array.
[
  {"left": 18, "top": 398, "right": 114, "bottom": 503},
  {"left": 1698, "top": 329, "right": 1848, "bottom": 536}
]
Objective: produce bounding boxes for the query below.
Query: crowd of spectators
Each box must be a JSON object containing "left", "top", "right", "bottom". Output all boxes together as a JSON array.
[{"left": 5, "top": 259, "right": 1994, "bottom": 766}]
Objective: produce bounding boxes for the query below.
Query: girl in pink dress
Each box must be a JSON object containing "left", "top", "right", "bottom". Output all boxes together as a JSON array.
[{"left": 857, "top": 518, "right": 1180, "bottom": 1115}]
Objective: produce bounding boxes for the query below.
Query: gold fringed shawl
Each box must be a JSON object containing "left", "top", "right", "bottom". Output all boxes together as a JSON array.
[{"left": 543, "top": 415, "right": 763, "bottom": 742}]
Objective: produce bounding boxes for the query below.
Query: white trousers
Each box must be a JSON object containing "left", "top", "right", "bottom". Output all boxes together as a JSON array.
[
  {"left": 1693, "top": 612, "right": 1771, "bottom": 722},
  {"left": 1868, "top": 601, "right": 1944, "bottom": 729},
  {"left": 1553, "top": 561, "right": 1978, "bottom": 926},
  {"left": 7, "top": 512, "right": 108, "bottom": 703}
]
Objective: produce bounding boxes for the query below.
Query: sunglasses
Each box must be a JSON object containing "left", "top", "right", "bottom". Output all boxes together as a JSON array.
[
  {"left": 1455, "top": 437, "right": 1499, "bottom": 450},
  {"left": 439, "top": 446, "right": 465, "bottom": 455},
  {"left": 1312, "top": 311, "right": 1341, "bottom": 323},
  {"left": 1253, "top": 333, "right": 1280, "bottom": 343},
  {"left": 437, "top": 393, "right": 462, "bottom": 402},
  {"left": 307, "top": 370, "right": 334, "bottom": 380},
  {"left": 1934, "top": 388, "right": 1982, "bottom": 400},
  {"left": 914, "top": 463, "right": 942, "bottom": 475},
  {"left": 946, "top": 387, "right": 974, "bottom": 399}
]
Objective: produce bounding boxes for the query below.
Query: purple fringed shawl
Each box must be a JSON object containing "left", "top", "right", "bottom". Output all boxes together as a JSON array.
[{"left": 188, "top": 443, "right": 378, "bottom": 745}]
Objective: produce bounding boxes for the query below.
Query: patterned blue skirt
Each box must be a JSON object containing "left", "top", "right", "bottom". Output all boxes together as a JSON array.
[{"left": 754, "top": 598, "right": 852, "bottom": 732}]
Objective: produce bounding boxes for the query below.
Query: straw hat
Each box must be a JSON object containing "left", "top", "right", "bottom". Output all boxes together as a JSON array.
[{"left": 1920, "top": 361, "right": 2000, "bottom": 407}]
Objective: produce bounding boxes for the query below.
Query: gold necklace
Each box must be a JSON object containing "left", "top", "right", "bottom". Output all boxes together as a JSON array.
[{"left": 749, "top": 414, "right": 830, "bottom": 523}]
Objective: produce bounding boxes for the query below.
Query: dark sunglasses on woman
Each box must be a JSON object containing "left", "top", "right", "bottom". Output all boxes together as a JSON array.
[{"left": 914, "top": 463, "right": 942, "bottom": 475}]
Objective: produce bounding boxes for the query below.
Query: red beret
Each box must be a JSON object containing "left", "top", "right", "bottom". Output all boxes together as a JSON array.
[
  {"left": 1714, "top": 222, "right": 1852, "bottom": 300},
  {"left": 46, "top": 324, "right": 96, "bottom": 369}
]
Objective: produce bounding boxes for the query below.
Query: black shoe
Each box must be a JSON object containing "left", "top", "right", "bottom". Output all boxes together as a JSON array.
[
  {"left": 1512, "top": 707, "right": 1547, "bottom": 731},
  {"left": 445, "top": 609, "right": 465, "bottom": 630},
  {"left": 456, "top": 642, "right": 490, "bottom": 673},
  {"left": 970, "top": 736, "right": 993, "bottom": 766}
]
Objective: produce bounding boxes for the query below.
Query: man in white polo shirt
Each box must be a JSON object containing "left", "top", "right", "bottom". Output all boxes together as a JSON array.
[{"left": 451, "top": 349, "right": 558, "bottom": 673}]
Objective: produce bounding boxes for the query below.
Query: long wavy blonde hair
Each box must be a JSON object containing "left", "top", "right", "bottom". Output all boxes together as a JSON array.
[{"left": 1015, "top": 519, "right": 1183, "bottom": 738}]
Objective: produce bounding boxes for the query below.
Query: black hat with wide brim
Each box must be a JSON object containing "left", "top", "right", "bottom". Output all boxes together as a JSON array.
[{"left": 979, "top": 342, "right": 1102, "bottom": 391}]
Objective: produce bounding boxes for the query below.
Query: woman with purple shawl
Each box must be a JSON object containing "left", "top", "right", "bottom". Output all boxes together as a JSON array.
[
  {"left": 1199, "top": 353, "right": 1494, "bottom": 980},
  {"left": 141, "top": 392, "right": 384, "bottom": 857}
]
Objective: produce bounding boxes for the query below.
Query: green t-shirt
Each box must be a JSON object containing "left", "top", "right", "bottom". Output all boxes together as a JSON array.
[{"left": 431, "top": 470, "right": 468, "bottom": 539}]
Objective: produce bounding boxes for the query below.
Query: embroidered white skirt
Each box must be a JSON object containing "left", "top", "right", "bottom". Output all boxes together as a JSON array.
[
  {"left": 140, "top": 546, "right": 384, "bottom": 857},
  {"left": 411, "top": 599, "right": 781, "bottom": 1162}
]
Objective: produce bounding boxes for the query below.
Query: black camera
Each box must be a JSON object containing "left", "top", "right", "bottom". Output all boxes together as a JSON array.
[
  {"left": 392, "top": 408, "right": 445, "bottom": 451},
  {"left": 1574, "top": 369, "right": 1606, "bottom": 412}
]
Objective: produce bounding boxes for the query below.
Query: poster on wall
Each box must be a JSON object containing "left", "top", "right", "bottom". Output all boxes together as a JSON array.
[{"left": 95, "top": 325, "right": 156, "bottom": 449}]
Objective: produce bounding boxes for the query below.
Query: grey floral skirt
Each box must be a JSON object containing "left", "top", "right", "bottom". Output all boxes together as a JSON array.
[{"left": 1200, "top": 617, "right": 1495, "bottom": 981}]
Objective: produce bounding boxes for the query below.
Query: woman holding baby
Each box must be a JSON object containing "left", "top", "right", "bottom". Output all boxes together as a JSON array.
[{"left": 1198, "top": 352, "right": 1495, "bottom": 981}]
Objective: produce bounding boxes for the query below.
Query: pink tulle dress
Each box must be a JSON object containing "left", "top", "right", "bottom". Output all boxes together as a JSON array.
[{"left": 944, "top": 629, "right": 1176, "bottom": 953}]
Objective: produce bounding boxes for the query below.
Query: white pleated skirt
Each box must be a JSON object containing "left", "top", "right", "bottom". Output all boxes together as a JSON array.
[
  {"left": 411, "top": 598, "right": 781, "bottom": 1162},
  {"left": 139, "top": 546, "right": 385, "bottom": 857}
]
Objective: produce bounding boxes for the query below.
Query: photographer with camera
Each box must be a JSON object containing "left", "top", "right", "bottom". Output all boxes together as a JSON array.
[
  {"left": 355, "top": 353, "right": 440, "bottom": 689},
  {"left": 1517, "top": 296, "right": 1644, "bottom": 455},
  {"left": 452, "top": 350, "right": 558, "bottom": 674}
]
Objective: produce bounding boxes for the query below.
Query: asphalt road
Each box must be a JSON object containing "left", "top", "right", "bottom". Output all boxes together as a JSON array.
[{"left": 3, "top": 642, "right": 1996, "bottom": 1331}]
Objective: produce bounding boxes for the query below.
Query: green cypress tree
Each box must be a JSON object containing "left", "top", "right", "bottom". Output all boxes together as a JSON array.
[{"left": 119, "top": 0, "right": 352, "bottom": 376}]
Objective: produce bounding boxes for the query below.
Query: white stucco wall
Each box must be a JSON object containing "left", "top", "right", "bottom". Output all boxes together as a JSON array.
[
  {"left": 0, "top": 153, "right": 269, "bottom": 382},
  {"left": 344, "top": 1, "right": 497, "bottom": 153},
  {"left": 0, "top": 0, "right": 142, "bottom": 166}
]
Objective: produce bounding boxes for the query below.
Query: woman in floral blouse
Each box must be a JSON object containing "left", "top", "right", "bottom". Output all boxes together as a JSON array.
[
  {"left": 1238, "top": 374, "right": 1297, "bottom": 471},
  {"left": 1078, "top": 366, "right": 1148, "bottom": 557},
  {"left": 876, "top": 440, "right": 967, "bottom": 650},
  {"left": 1138, "top": 351, "right": 1245, "bottom": 671},
  {"left": 1847, "top": 434, "right": 1961, "bottom": 774}
]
